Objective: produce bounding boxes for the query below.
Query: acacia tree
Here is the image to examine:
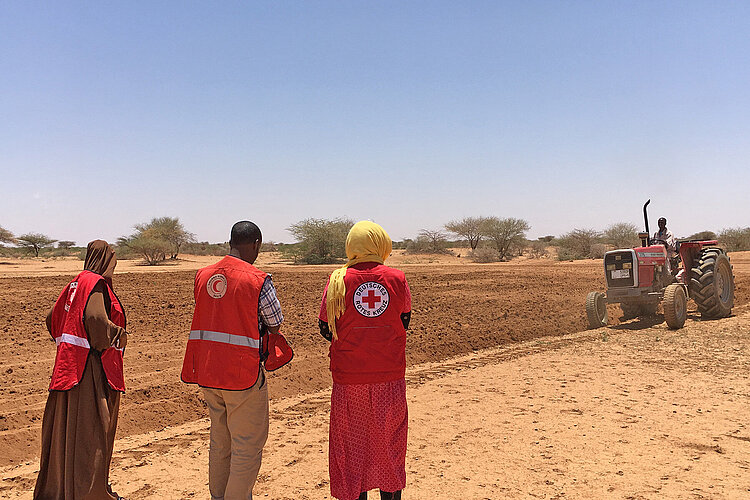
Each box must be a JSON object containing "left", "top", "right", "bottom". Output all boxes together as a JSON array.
[
  {"left": 287, "top": 218, "right": 354, "bottom": 264},
  {"left": 134, "top": 217, "right": 195, "bottom": 259},
  {"left": 57, "top": 240, "right": 76, "bottom": 250},
  {"left": 556, "top": 228, "right": 602, "bottom": 260},
  {"left": 411, "top": 229, "right": 449, "bottom": 254},
  {"left": 17, "top": 233, "right": 57, "bottom": 257},
  {"left": 719, "top": 227, "right": 750, "bottom": 252},
  {"left": 118, "top": 235, "right": 171, "bottom": 265},
  {"left": 119, "top": 216, "right": 195, "bottom": 265},
  {"left": 445, "top": 217, "right": 486, "bottom": 250},
  {"left": 0, "top": 226, "right": 15, "bottom": 246},
  {"left": 603, "top": 222, "right": 639, "bottom": 249},
  {"left": 480, "top": 217, "right": 530, "bottom": 260}
]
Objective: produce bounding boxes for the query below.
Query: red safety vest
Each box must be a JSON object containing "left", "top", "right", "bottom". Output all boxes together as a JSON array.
[
  {"left": 181, "top": 255, "right": 267, "bottom": 390},
  {"left": 328, "top": 264, "right": 408, "bottom": 385},
  {"left": 49, "top": 270, "right": 127, "bottom": 392}
]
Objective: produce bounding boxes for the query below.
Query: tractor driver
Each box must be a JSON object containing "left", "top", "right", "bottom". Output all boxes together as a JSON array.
[{"left": 654, "top": 217, "right": 677, "bottom": 272}]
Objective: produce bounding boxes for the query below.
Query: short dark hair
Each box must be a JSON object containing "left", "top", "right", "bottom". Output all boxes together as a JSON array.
[
  {"left": 230, "top": 221, "right": 262, "bottom": 247},
  {"left": 658, "top": 217, "right": 667, "bottom": 224}
]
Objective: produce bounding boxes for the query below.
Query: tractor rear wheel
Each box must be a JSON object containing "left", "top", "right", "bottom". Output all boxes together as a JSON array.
[
  {"left": 663, "top": 284, "right": 687, "bottom": 329},
  {"left": 586, "top": 291, "right": 608, "bottom": 329},
  {"left": 690, "top": 248, "right": 734, "bottom": 319}
]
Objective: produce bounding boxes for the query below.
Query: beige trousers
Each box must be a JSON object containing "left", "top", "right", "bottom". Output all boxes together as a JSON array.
[{"left": 202, "top": 370, "right": 269, "bottom": 500}]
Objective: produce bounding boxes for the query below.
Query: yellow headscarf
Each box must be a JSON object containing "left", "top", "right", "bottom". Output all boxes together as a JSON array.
[{"left": 327, "top": 221, "right": 392, "bottom": 339}]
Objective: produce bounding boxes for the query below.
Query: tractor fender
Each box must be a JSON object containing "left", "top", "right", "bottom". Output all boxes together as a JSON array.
[{"left": 670, "top": 283, "right": 689, "bottom": 300}]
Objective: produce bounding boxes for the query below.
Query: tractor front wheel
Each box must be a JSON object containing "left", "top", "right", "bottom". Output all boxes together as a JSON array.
[
  {"left": 663, "top": 284, "right": 687, "bottom": 329},
  {"left": 690, "top": 248, "right": 734, "bottom": 319},
  {"left": 586, "top": 291, "right": 608, "bottom": 329}
]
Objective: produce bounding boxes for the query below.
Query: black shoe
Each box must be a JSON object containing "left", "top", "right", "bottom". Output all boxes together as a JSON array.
[{"left": 380, "top": 491, "right": 402, "bottom": 500}]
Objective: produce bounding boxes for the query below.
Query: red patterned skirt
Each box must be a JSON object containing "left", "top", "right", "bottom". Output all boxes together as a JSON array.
[{"left": 329, "top": 379, "right": 408, "bottom": 500}]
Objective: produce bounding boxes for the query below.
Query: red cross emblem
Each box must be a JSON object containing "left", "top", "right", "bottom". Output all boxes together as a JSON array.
[
  {"left": 353, "top": 282, "right": 390, "bottom": 317},
  {"left": 361, "top": 289, "right": 382, "bottom": 309}
]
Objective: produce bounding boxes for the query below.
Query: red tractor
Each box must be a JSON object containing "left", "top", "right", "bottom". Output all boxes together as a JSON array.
[{"left": 586, "top": 200, "right": 735, "bottom": 329}]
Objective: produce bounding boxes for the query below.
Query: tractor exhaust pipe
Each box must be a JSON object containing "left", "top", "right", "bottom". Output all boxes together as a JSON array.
[{"left": 642, "top": 199, "right": 651, "bottom": 246}]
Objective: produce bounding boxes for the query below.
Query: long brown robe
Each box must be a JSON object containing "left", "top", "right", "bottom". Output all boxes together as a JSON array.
[{"left": 34, "top": 241, "right": 127, "bottom": 500}]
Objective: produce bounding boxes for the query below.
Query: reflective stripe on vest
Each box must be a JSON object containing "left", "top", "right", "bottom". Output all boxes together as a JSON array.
[
  {"left": 189, "top": 330, "right": 261, "bottom": 349},
  {"left": 54, "top": 333, "right": 91, "bottom": 349}
]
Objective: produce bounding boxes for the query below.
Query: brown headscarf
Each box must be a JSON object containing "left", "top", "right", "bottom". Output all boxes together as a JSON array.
[{"left": 84, "top": 240, "right": 117, "bottom": 286}]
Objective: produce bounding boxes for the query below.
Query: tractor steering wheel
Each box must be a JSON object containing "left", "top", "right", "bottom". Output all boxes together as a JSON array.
[{"left": 653, "top": 238, "right": 669, "bottom": 250}]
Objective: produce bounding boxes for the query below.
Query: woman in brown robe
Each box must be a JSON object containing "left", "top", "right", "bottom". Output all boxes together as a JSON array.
[{"left": 34, "top": 241, "right": 128, "bottom": 500}]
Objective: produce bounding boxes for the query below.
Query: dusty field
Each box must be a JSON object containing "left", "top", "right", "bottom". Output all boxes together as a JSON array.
[
  {"left": 0, "top": 249, "right": 467, "bottom": 279},
  {"left": 1, "top": 252, "right": 748, "bottom": 498}
]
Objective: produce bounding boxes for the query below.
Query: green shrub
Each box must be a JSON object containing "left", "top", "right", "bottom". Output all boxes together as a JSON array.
[
  {"left": 687, "top": 230, "right": 718, "bottom": 241},
  {"left": 719, "top": 227, "right": 750, "bottom": 252},
  {"left": 555, "top": 229, "right": 603, "bottom": 260},
  {"left": 406, "top": 231, "right": 451, "bottom": 255},
  {"left": 182, "top": 241, "right": 229, "bottom": 256},
  {"left": 468, "top": 247, "right": 501, "bottom": 263},
  {"left": 287, "top": 218, "right": 353, "bottom": 264},
  {"left": 527, "top": 240, "right": 549, "bottom": 258}
]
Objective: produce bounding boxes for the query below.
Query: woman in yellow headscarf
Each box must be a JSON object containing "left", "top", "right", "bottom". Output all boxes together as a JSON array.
[{"left": 318, "top": 221, "right": 412, "bottom": 500}]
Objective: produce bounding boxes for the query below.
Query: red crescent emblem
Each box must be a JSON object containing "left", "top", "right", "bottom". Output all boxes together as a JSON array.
[{"left": 206, "top": 274, "right": 227, "bottom": 298}]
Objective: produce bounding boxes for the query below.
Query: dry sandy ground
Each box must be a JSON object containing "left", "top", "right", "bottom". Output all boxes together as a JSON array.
[
  {"left": 2, "top": 309, "right": 749, "bottom": 499},
  {"left": 0, "top": 254, "right": 257, "bottom": 278},
  {"left": 0, "top": 249, "right": 469, "bottom": 279},
  {"left": 1, "top": 252, "right": 748, "bottom": 498}
]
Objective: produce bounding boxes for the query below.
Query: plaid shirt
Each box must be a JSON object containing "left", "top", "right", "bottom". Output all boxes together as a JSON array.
[{"left": 259, "top": 275, "right": 283, "bottom": 329}]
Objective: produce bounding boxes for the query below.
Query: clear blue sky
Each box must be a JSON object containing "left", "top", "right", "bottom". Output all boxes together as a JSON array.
[{"left": 2, "top": 1, "right": 749, "bottom": 245}]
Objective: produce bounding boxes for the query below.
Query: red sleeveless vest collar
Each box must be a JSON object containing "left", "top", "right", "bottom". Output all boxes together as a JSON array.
[{"left": 49, "top": 270, "right": 127, "bottom": 392}]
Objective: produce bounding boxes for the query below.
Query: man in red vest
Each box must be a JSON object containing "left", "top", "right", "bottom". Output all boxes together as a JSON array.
[{"left": 182, "top": 221, "right": 284, "bottom": 500}]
